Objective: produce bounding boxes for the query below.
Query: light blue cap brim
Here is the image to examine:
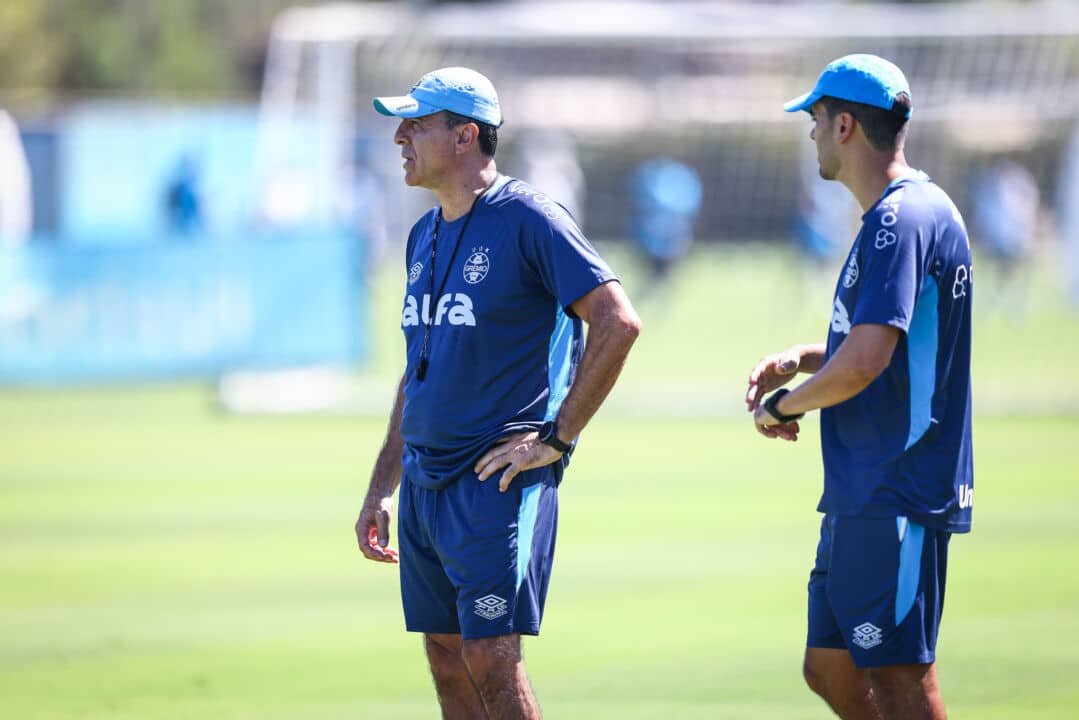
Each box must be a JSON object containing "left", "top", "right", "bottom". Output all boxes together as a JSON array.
[
  {"left": 782, "top": 54, "right": 912, "bottom": 119},
  {"left": 373, "top": 67, "right": 504, "bottom": 127},
  {"left": 783, "top": 90, "right": 819, "bottom": 114},
  {"left": 373, "top": 95, "right": 442, "bottom": 119}
]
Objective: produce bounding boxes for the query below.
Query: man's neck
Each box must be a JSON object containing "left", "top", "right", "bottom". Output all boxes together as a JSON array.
[
  {"left": 841, "top": 150, "right": 912, "bottom": 212},
  {"left": 435, "top": 162, "right": 500, "bottom": 221}
]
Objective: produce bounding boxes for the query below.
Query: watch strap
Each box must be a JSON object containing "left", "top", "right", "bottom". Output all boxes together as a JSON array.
[
  {"left": 539, "top": 421, "right": 573, "bottom": 453},
  {"left": 763, "top": 388, "right": 806, "bottom": 423}
]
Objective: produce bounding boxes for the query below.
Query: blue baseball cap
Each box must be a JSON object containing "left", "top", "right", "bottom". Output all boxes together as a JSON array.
[
  {"left": 784, "top": 54, "right": 912, "bottom": 118},
  {"left": 373, "top": 66, "right": 503, "bottom": 127}
]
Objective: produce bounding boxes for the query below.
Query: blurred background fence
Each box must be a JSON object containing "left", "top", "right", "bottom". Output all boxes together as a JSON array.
[
  {"left": 261, "top": 1, "right": 1079, "bottom": 243},
  {"left": 1, "top": 0, "right": 1078, "bottom": 395}
]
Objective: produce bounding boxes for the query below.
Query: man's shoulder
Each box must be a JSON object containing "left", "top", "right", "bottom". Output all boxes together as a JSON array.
[
  {"left": 489, "top": 177, "right": 577, "bottom": 229},
  {"left": 888, "top": 177, "right": 960, "bottom": 220},
  {"left": 861, "top": 178, "right": 949, "bottom": 236}
]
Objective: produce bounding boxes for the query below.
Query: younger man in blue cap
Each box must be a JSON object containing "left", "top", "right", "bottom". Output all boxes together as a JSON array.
[
  {"left": 746, "top": 54, "right": 973, "bottom": 719},
  {"left": 356, "top": 67, "right": 641, "bottom": 719}
]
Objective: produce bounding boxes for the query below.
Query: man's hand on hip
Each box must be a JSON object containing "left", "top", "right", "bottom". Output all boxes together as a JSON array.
[
  {"left": 355, "top": 497, "right": 399, "bottom": 564},
  {"left": 475, "top": 432, "right": 563, "bottom": 492}
]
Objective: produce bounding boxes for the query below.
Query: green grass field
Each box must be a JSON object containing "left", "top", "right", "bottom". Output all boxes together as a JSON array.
[{"left": 2, "top": 246, "right": 1078, "bottom": 718}]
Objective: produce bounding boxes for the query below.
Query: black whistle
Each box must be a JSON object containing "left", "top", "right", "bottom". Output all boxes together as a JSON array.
[{"left": 416, "top": 357, "right": 429, "bottom": 382}]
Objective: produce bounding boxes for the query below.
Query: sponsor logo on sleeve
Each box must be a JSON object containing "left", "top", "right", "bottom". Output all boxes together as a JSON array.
[
  {"left": 408, "top": 262, "right": 423, "bottom": 286},
  {"left": 952, "top": 264, "right": 971, "bottom": 299},
  {"left": 842, "top": 254, "right": 859, "bottom": 288},
  {"left": 507, "top": 182, "right": 563, "bottom": 220},
  {"left": 874, "top": 228, "right": 897, "bottom": 250},
  {"left": 874, "top": 189, "right": 903, "bottom": 249}
]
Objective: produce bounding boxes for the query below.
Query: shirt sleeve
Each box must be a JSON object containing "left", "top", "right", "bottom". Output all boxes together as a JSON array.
[
  {"left": 852, "top": 195, "right": 926, "bottom": 333},
  {"left": 518, "top": 201, "right": 618, "bottom": 312}
]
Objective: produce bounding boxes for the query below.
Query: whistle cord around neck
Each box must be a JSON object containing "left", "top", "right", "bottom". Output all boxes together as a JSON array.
[{"left": 416, "top": 185, "right": 491, "bottom": 382}]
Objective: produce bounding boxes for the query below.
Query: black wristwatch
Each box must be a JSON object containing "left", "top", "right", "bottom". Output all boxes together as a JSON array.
[
  {"left": 763, "top": 388, "right": 806, "bottom": 424},
  {"left": 538, "top": 421, "right": 573, "bottom": 453}
]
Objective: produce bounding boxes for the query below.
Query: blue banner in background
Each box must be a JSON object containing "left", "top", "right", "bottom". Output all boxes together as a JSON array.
[{"left": 0, "top": 233, "right": 366, "bottom": 383}]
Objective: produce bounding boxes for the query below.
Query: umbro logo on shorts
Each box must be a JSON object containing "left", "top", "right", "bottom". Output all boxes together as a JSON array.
[
  {"left": 474, "top": 594, "right": 508, "bottom": 621},
  {"left": 852, "top": 622, "right": 883, "bottom": 650}
]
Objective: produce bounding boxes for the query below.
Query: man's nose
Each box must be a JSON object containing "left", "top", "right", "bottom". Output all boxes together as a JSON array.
[{"left": 394, "top": 121, "right": 408, "bottom": 145}]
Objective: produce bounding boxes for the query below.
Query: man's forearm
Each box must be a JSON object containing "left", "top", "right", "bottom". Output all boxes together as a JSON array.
[
  {"left": 777, "top": 326, "right": 899, "bottom": 417},
  {"left": 363, "top": 376, "right": 406, "bottom": 503},
  {"left": 776, "top": 360, "right": 877, "bottom": 417},
  {"left": 366, "top": 439, "right": 403, "bottom": 501}
]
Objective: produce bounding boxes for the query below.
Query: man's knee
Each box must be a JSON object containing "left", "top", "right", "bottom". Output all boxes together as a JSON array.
[
  {"left": 868, "top": 662, "right": 938, "bottom": 698},
  {"left": 802, "top": 646, "right": 881, "bottom": 718},
  {"left": 425, "top": 633, "right": 468, "bottom": 679},
  {"left": 803, "top": 649, "right": 850, "bottom": 701},
  {"left": 803, "top": 655, "right": 828, "bottom": 697},
  {"left": 460, "top": 635, "right": 522, "bottom": 688},
  {"left": 867, "top": 663, "right": 945, "bottom": 720}
]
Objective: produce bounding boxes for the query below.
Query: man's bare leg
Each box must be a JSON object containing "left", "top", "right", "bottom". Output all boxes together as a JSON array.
[
  {"left": 869, "top": 662, "right": 946, "bottom": 720},
  {"left": 461, "top": 634, "right": 540, "bottom": 720},
  {"left": 804, "top": 647, "right": 883, "bottom": 720},
  {"left": 424, "top": 633, "right": 488, "bottom": 720}
]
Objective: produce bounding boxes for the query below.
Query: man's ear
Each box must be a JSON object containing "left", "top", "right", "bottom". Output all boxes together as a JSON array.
[
  {"left": 835, "top": 112, "right": 857, "bottom": 144},
  {"left": 455, "top": 122, "right": 478, "bottom": 154}
]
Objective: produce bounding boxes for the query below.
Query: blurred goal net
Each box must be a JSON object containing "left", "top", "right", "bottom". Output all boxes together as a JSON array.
[{"left": 258, "top": 1, "right": 1079, "bottom": 247}]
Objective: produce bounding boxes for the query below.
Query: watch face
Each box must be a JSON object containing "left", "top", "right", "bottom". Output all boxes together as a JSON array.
[
  {"left": 539, "top": 422, "right": 555, "bottom": 441},
  {"left": 539, "top": 421, "right": 570, "bottom": 451}
]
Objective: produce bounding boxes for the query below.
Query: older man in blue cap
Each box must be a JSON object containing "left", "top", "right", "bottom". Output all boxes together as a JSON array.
[
  {"left": 745, "top": 54, "right": 973, "bottom": 720},
  {"left": 355, "top": 67, "right": 641, "bottom": 719}
]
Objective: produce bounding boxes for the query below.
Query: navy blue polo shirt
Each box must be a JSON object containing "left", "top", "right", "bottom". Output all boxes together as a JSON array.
[
  {"left": 820, "top": 173, "right": 974, "bottom": 533},
  {"left": 399, "top": 176, "right": 617, "bottom": 489}
]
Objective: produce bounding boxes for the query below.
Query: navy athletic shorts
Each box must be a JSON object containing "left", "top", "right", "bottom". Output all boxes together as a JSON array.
[
  {"left": 397, "top": 464, "right": 559, "bottom": 640},
  {"left": 807, "top": 514, "right": 951, "bottom": 668}
]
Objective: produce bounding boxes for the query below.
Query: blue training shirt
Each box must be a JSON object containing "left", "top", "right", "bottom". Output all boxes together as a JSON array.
[
  {"left": 820, "top": 173, "right": 973, "bottom": 533},
  {"left": 399, "top": 176, "right": 617, "bottom": 490}
]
